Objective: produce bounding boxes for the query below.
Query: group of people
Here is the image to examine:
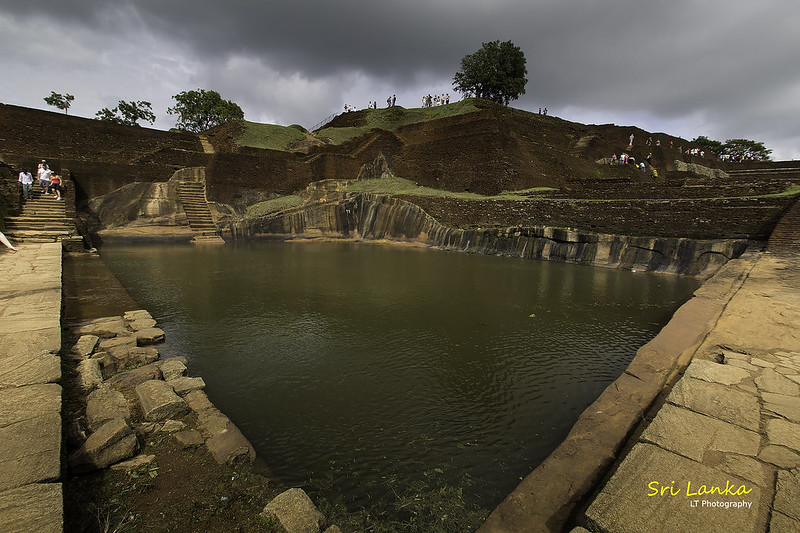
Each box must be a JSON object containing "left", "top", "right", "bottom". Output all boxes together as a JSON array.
[
  {"left": 609, "top": 152, "right": 658, "bottom": 178},
  {"left": 644, "top": 136, "right": 674, "bottom": 149},
  {"left": 422, "top": 93, "right": 450, "bottom": 107},
  {"left": 18, "top": 159, "right": 63, "bottom": 200}
]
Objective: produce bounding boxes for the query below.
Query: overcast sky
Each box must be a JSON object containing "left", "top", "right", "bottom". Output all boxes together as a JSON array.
[{"left": 2, "top": 0, "right": 799, "bottom": 159}]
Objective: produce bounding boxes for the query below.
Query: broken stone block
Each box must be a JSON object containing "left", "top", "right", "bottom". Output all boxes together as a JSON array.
[
  {"left": 76, "top": 359, "right": 103, "bottom": 392},
  {"left": 195, "top": 407, "right": 231, "bottom": 437},
  {"left": 98, "top": 335, "right": 137, "bottom": 351},
  {"left": 124, "top": 310, "right": 153, "bottom": 322},
  {"left": 135, "top": 380, "right": 189, "bottom": 422},
  {"left": 184, "top": 389, "right": 214, "bottom": 412},
  {"left": 174, "top": 430, "right": 204, "bottom": 448},
  {"left": 69, "top": 418, "right": 139, "bottom": 472},
  {"left": 106, "top": 364, "right": 162, "bottom": 399},
  {"left": 207, "top": 422, "right": 256, "bottom": 465},
  {"left": 85, "top": 387, "right": 131, "bottom": 431},
  {"left": 110, "top": 454, "right": 156, "bottom": 472},
  {"left": 168, "top": 376, "right": 205, "bottom": 396},
  {"left": 71, "top": 335, "right": 99, "bottom": 359},
  {"left": 261, "top": 488, "right": 325, "bottom": 533},
  {"left": 135, "top": 328, "right": 166, "bottom": 346},
  {"left": 107, "top": 345, "right": 159, "bottom": 374},
  {"left": 160, "top": 358, "right": 187, "bottom": 381},
  {"left": 73, "top": 316, "right": 127, "bottom": 338}
]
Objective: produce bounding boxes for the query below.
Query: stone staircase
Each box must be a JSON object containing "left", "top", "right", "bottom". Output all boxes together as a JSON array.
[
  {"left": 767, "top": 197, "right": 800, "bottom": 253},
  {"left": 177, "top": 180, "right": 220, "bottom": 241},
  {"left": 3, "top": 189, "right": 78, "bottom": 243}
]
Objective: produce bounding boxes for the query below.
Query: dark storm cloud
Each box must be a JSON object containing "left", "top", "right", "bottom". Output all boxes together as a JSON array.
[{"left": 4, "top": 0, "right": 800, "bottom": 158}]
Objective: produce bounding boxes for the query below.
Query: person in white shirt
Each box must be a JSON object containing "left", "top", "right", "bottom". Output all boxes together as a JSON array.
[{"left": 18, "top": 169, "right": 34, "bottom": 199}]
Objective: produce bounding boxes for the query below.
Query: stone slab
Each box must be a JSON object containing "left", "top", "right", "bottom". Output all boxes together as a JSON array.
[
  {"left": 0, "top": 413, "right": 61, "bottom": 492},
  {"left": 759, "top": 445, "right": 800, "bottom": 469},
  {"left": 761, "top": 392, "right": 800, "bottom": 423},
  {"left": 85, "top": 387, "right": 131, "bottom": 431},
  {"left": 756, "top": 368, "right": 800, "bottom": 396},
  {"left": 666, "top": 376, "right": 761, "bottom": 431},
  {"left": 0, "top": 383, "right": 61, "bottom": 428},
  {"left": 160, "top": 358, "right": 187, "bottom": 381},
  {"left": 168, "top": 376, "right": 205, "bottom": 396},
  {"left": 683, "top": 359, "right": 752, "bottom": 386},
  {"left": 135, "top": 380, "right": 189, "bottom": 422},
  {"left": 72, "top": 316, "right": 127, "bottom": 338},
  {"left": 206, "top": 422, "right": 256, "bottom": 465},
  {"left": 69, "top": 418, "right": 138, "bottom": 472},
  {"left": 70, "top": 335, "right": 99, "bottom": 358},
  {"left": 135, "top": 327, "right": 165, "bottom": 346},
  {"left": 585, "top": 443, "right": 765, "bottom": 533},
  {"left": 0, "top": 483, "right": 63, "bottom": 533},
  {"left": 641, "top": 403, "right": 761, "bottom": 461},
  {"left": 773, "top": 468, "right": 800, "bottom": 521},
  {"left": 766, "top": 419, "right": 800, "bottom": 452}
]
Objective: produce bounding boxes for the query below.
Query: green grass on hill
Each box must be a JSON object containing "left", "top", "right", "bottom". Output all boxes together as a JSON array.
[
  {"left": 233, "top": 100, "right": 482, "bottom": 151},
  {"left": 315, "top": 99, "right": 482, "bottom": 145},
  {"left": 245, "top": 195, "right": 304, "bottom": 217},
  {"left": 237, "top": 122, "right": 307, "bottom": 151},
  {"left": 344, "top": 176, "right": 544, "bottom": 201}
]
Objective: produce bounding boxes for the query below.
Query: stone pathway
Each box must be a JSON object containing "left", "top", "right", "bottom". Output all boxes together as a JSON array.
[
  {"left": 583, "top": 251, "right": 800, "bottom": 532},
  {"left": 0, "top": 243, "right": 63, "bottom": 532}
]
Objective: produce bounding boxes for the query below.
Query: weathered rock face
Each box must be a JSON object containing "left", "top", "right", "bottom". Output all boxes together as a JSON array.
[{"left": 240, "top": 193, "right": 749, "bottom": 277}]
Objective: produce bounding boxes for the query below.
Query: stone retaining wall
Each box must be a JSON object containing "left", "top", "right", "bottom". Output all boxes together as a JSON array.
[{"left": 0, "top": 243, "right": 64, "bottom": 533}]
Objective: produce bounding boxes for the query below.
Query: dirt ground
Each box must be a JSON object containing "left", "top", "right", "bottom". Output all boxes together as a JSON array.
[{"left": 63, "top": 434, "right": 281, "bottom": 533}]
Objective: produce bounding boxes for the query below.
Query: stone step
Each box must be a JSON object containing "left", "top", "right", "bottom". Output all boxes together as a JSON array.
[
  {"left": 5, "top": 224, "right": 74, "bottom": 233},
  {"left": 4, "top": 230, "right": 74, "bottom": 242}
]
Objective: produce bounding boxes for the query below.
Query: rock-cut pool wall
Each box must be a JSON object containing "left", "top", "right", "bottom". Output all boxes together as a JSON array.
[{"left": 233, "top": 193, "right": 751, "bottom": 277}]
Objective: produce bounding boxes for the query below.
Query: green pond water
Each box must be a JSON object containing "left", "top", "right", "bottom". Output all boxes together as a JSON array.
[{"left": 89, "top": 241, "right": 699, "bottom": 515}]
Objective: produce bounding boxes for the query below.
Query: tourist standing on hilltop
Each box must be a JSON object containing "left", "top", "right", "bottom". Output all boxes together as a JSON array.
[
  {"left": 0, "top": 231, "right": 18, "bottom": 253},
  {"left": 18, "top": 169, "right": 33, "bottom": 200},
  {"left": 629, "top": 133, "right": 634, "bottom": 147},
  {"left": 392, "top": 95, "right": 396, "bottom": 106}
]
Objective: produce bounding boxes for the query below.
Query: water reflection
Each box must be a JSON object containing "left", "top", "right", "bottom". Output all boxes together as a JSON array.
[{"left": 94, "top": 241, "right": 699, "bottom": 510}]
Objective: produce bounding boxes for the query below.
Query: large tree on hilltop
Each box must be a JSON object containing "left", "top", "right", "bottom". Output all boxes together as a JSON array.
[
  {"left": 167, "top": 89, "right": 244, "bottom": 133},
  {"left": 453, "top": 40, "right": 528, "bottom": 105},
  {"left": 722, "top": 138, "right": 772, "bottom": 161}
]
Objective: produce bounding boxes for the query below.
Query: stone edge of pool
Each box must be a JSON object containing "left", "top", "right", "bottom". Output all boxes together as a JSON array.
[{"left": 476, "top": 249, "right": 761, "bottom": 533}]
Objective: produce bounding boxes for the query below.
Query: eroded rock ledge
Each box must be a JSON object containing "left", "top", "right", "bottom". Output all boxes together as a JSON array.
[{"left": 234, "top": 193, "right": 751, "bottom": 278}]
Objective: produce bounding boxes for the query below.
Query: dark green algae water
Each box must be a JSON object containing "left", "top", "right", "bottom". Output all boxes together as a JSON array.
[{"left": 86, "top": 240, "right": 699, "bottom": 514}]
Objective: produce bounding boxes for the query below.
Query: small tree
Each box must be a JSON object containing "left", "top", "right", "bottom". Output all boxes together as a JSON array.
[
  {"left": 96, "top": 100, "right": 156, "bottom": 126},
  {"left": 167, "top": 89, "right": 244, "bottom": 133},
  {"left": 43, "top": 91, "right": 75, "bottom": 114},
  {"left": 453, "top": 40, "right": 528, "bottom": 105}
]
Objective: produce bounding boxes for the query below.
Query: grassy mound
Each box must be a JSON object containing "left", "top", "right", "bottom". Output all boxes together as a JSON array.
[
  {"left": 236, "top": 122, "right": 308, "bottom": 151},
  {"left": 316, "top": 99, "right": 481, "bottom": 145}
]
